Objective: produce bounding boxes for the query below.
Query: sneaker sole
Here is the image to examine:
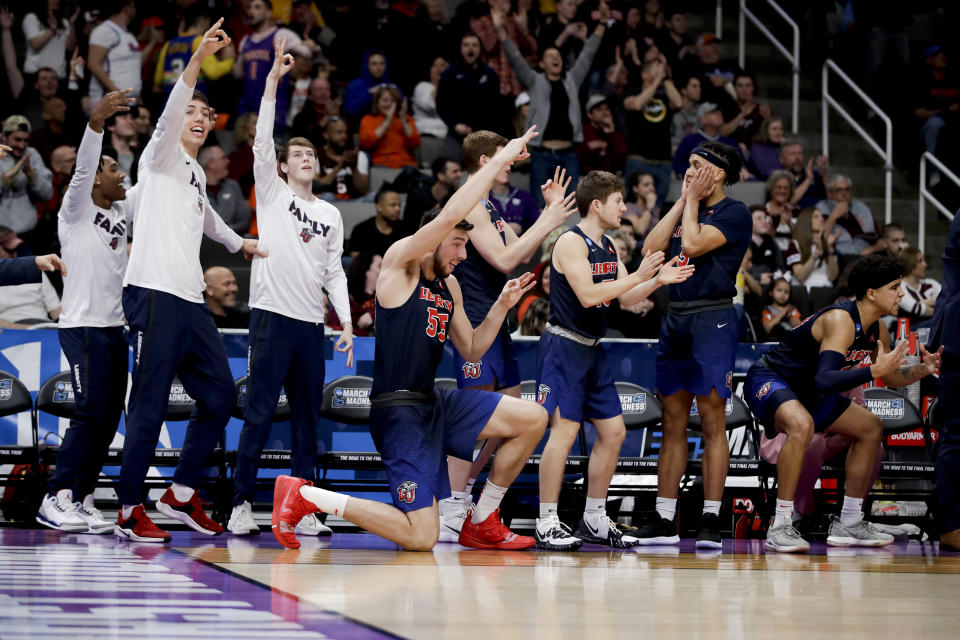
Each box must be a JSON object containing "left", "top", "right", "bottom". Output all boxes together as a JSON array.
[
  {"left": 826, "top": 535, "right": 893, "bottom": 547},
  {"left": 695, "top": 538, "right": 722, "bottom": 549},
  {"left": 765, "top": 540, "right": 810, "bottom": 553},
  {"left": 295, "top": 526, "right": 333, "bottom": 536},
  {"left": 535, "top": 539, "right": 584, "bottom": 551},
  {"left": 634, "top": 535, "right": 680, "bottom": 546},
  {"left": 36, "top": 513, "right": 88, "bottom": 533},
  {"left": 458, "top": 534, "right": 536, "bottom": 550},
  {"left": 114, "top": 524, "right": 171, "bottom": 543},
  {"left": 228, "top": 526, "right": 261, "bottom": 536},
  {"left": 578, "top": 535, "right": 639, "bottom": 549},
  {"left": 82, "top": 522, "right": 116, "bottom": 535},
  {"left": 155, "top": 501, "right": 223, "bottom": 536}
]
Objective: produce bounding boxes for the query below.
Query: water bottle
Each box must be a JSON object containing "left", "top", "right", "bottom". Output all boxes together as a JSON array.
[{"left": 897, "top": 319, "right": 921, "bottom": 409}]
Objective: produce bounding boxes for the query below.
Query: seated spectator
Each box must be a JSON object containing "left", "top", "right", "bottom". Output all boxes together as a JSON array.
[
  {"left": 358, "top": 85, "right": 420, "bottom": 169},
  {"left": 0, "top": 115, "right": 53, "bottom": 236},
  {"left": 516, "top": 260, "right": 550, "bottom": 325},
  {"left": 913, "top": 45, "right": 959, "bottom": 186},
  {"left": 437, "top": 31, "right": 505, "bottom": 154},
  {"left": 624, "top": 57, "right": 682, "bottom": 205},
  {"left": 898, "top": 247, "right": 940, "bottom": 325},
  {"left": 765, "top": 169, "right": 800, "bottom": 251},
  {"left": 816, "top": 174, "right": 880, "bottom": 258},
  {"left": 347, "top": 187, "right": 407, "bottom": 258},
  {"left": 488, "top": 164, "right": 539, "bottom": 235},
  {"left": 623, "top": 171, "right": 659, "bottom": 240},
  {"left": 778, "top": 137, "right": 827, "bottom": 208},
  {"left": 672, "top": 102, "right": 740, "bottom": 177},
  {"left": 670, "top": 74, "right": 701, "bottom": 149},
  {"left": 749, "top": 116, "right": 785, "bottom": 179},
  {"left": 512, "top": 296, "right": 548, "bottom": 337},
  {"left": 578, "top": 94, "right": 628, "bottom": 175},
  {"left": 228, "top": 113, "right": 257, "bottom": 199},
  {"left": 784, "top": 208, "right": 839, "bottom": 296},
  {"left": 328, "top": 252, "right": 381, "bottom": 337},
  {"left": 103, "top": 111, "right": 140, "bottom": 187},
  {"left": 284, "top": 53, "right": 316, "bottom": 129},
  {"left": 511, "top": 91, "right": 531, "bottom": 138},
  {"left": 736, "top": 246, "right": 764, "bottom": 337},
  {"left": 200, "top": 146, "right": 251, "bottom": 235},
  {"left": 412, "top": 56, "right": 450, "bottom": 139},
  {"left": 749, "top": 205, "right": 784, "bottom": 286},
  {"left": 720, "top": 72, "right": 770, "bottom": 152},
  {"left": 133, "top": 104, "right": 153, "bottom": 146},
  {"left": 315, "top": 117, "right": 370, "bottom": 201},
  {"left": 21, "top": 3, "right": 76, "bottom": 80},
  {"left": 28, "top": 97, "right": 73, "bottom": 167},
  {"left": 761, "top": 277, "right": 802, "bottom": 340},
  {"left": 344, "top": 49, "right": 390, "bottom": 124},
  {"left": 657, "top": 9, "right": 696, "bottom": 69},
  {"left": 291, "top": 77, "right": 337, "bottom": 148},
  {"left": 868, "top": 222, "right": 908, "bottom": 260},
  {"left": 203, "top": 266, "right": 250, "bottom": 329},
  {"left": 153, "top": 11, "right": 233, "bottom": 99},
  {"left": 33, "top": 144, "right": 76, "bottom": 255},
  {"left": 404, "top": 157, "right": 461, "bottom": 230},
  {"left": 0, "top": 226, "right": 60, "bottom": 326},
  {"left": 683, "top": 32, "right": 741, "bottom": 110}
]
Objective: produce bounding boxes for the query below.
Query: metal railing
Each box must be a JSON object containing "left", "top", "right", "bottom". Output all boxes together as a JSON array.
[
  {"left": 918, "top": 152, "right": 959, "bottom": 252},
  {"left": 821, "top": 59, "right": 893, "bottom": 224},
  {"left": 738, "top": 0, "right": 799, "bottom": 133}
]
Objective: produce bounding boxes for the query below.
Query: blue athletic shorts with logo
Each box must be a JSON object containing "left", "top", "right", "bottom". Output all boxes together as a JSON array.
[
  {"left": 535, "top": 331, "right": 621, "bottom": 423},
  {"left": 745, "top": 361, "right": 851, "bottom": 437},
  {"left": 656, "top": 307, "right": 739, "bottom": 398},
  {"left": 369, "top": 388, "right": 502, "bottom": 512},
  {"left": 453, "top": 324, "right": 521, "bottom": 390}
]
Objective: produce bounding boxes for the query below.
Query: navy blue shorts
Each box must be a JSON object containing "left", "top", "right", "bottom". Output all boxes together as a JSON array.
[
  {"left": 369, "top": 388, "right": 502, "bottom": 512},
  {"left": 656, "top": 307, "right": 739, "bottom": 398},
  {"left": 535, "top": 331, "right": 621, "bottom": 423},
  {"left": 453, "top": 324, "right": 521, "bottom": 389},
  {"left": 745, "top": 362, "right": 851, "bottom": 436}
]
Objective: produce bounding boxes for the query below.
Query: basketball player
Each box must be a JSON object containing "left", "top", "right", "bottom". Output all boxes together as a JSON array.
[
  {"left": 36, "top": 90, "right": 136, "bottom": 534},
  {"left": 746, "top": 255, "right": 942, "bottom": 551},
  {"left": 535, "top": 171, "right": 695, "bottom": 550},
  {"left": 271, "top": 128, "right": 549, "bottom": 551},
  {"left": 439, "top": 131, "right": 577, "bottom": 543},
  {"left": 228, "top": 39, "right": 353, "bottom": 538},
  {"left": 115, "top": 19, "right": 265, "bottom": 543},
  {"left": 636, "top": 142, "right": 751, "bottom": 548}
]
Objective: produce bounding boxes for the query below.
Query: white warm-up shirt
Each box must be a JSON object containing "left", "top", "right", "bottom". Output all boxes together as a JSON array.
[
  {"left": 124, "top": 78, "right": 243, "bottom": 303},
  {"left": 58, "top": 125, "right": 137, "bottom": 328},
  {"left": 250, "top": 98, "right": 349, "bottom": 324},
  {"left": 87, "top": 19, "right": 142, "bottom": 103}
]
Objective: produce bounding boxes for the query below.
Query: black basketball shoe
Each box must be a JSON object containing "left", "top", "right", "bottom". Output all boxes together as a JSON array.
[
  {"left": 575, "top": 513, "right": 640, "bottom": 548},
  {"left": 633, "top": 511, "right": 680, "bottom": 546},
  {"left": 696, "top": 512, "right": 722, "bottom": 549}
]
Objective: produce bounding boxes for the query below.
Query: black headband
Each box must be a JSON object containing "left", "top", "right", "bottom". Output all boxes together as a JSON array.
[{"left": 691, "top": 146, "right": 730, "bottom": 176}]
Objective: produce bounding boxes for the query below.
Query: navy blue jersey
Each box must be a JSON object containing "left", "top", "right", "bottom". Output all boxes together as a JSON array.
[
  {"left": 372, "top": 273, "right": 454, "bottom": 396},
  {"left": 761, "top": 300, "right": 879, "bottom": 393},
  {"left": 548, "top": 227, "right": 619, "bottom": 339},
  {"left": 928, "top": 211, "right": 960, "bottom": 351},
  {"left": 453, "top": 199, "right": 507, "bottom": 327},
  {"left": 668, "top": 197, "right": 751, "bottom": 302}
]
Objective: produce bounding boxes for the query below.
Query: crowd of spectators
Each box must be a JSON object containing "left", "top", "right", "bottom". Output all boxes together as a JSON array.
[{"left": 0, "top": 0, "right": 948, "bottom": 341}]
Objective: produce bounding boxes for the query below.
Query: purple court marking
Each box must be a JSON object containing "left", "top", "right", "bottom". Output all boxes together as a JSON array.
[{"left": 0, "top": 528, "right": 403, "bottom": 639}]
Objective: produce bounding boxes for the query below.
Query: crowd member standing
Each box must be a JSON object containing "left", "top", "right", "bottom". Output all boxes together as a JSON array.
[
  {"left": 35, "top": 90, "right": 135, "bottom": 534},
  {"left": 228, "top": 39, "right": 353, "bottom": 539},
  {"left": 534, "top": 171, "right": 694, "bottom": 551},
  {"left": 637, "top": 142, "right": 751, "bottom": 548},
  {"left": 115, "top": 19, "right": 265, "bottom": 543}
]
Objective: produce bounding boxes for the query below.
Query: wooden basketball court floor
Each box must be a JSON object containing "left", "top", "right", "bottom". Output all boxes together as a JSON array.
[{"left": 1, "top": 527, "right": 958, "bottom": 639}]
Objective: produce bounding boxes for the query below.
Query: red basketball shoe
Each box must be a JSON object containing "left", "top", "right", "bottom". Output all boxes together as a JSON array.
[
  {"left": 458, "top": 508, "right": 536, "bottom": 550},
  {"left": 272, "top": 475, "right": 317, "bottom": 549},
  {"left": 156, "top": 487, "right": 224, "bottom": 535},
  {"left": 115, "top": 505, "right": 172, "bottom": 543}
]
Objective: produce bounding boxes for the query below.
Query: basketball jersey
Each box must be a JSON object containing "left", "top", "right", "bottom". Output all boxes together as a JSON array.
[
  {"left": 239, "top": 29, "right": 289, "bottom": 118},
  {"left": 452, "top": 199, "right": 507, "bottom": 327},
  {"left": 372, "top": 273, "right": 454, "bottom": 396},
  {"left": 548, "top": 227, "right": 619, "bottom": 339},
  {"left": 668, "top": 196, "right": 751, "bottom": 302},
  {"left": 762, "top": 300, "right": 879, "bottom": 393},
  {"left": 160, "top": 34, "right": 206, "bottom": 96}
]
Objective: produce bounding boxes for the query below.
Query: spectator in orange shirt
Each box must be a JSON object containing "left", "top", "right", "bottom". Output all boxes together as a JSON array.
[{"left": 358, "top": 85, "right": 420, "bottom": 169}]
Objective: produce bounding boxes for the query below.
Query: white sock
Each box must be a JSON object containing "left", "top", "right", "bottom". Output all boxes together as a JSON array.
[
  {"left": 656, "top": 497, "right": 677, "bottom": 522},
  {"left": 121, "top": 505, "right": 136, "bottom": 519},
  {"left": 539, "top": 502, "right": 559, "bottom": 521},
  {"left": 300, "top": 485, "right": 349, "bottom": 517},
  {"left": 703, "top": 500, "right": 721, "bottom": 516},
  {"left": 170, "top": 483, "right": 194, "bottom": 502},
  {"left": 465, "top": 477, "right": 477, "bottom": 498},
  {"left": 583, "top": 497, "right": 608, "bottom": 533},
  {"left": 438, "top": 493, "right": 466, "bottom": 517},
  {"left": 840, "top": 496, "right": 863, "bottom": 527},
  {"left": 450, "top": 490, "right": 467, "bottom": 502},
  {"left": 56, "top": 488, "right": 72, "bottom": 503},
  {"left": 773, "top": 499, "right": 794, "bottom": 529},
  {"left": 472, "top": 480, "right": 507, "bottom": 523},
  {"left": 82, "top": 494, "right": 95, "bottom": 509}
]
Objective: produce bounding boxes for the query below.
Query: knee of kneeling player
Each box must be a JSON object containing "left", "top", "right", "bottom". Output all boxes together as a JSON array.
[{"left": 403, "top": 527, "right": 439, "bottom": 552}]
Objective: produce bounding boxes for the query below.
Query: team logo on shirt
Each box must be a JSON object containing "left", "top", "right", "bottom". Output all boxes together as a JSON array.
[
  {"left": 93, "top": 212, "right": 126, "bottom": 250},
  {"left": 756, "top": 382, "right": 772, "bottom": 400},
  {"left": 289, "top": 200, "right": 331, "bottom": 238},
  {"left": 397, "top": 481, "right": 418, "bottom": 504},
  {"left": 462, "top": 361, "right": 482, "bottom": 380},
  {"left": 536, "top": 383, "right": 551, "bottom": 405},
  {"left": 300, "top": 227, "right": 314, "bottom": 243}
]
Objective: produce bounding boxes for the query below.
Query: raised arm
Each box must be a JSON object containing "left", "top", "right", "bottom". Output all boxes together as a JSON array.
[
  {"left": 253, "top": 37, "right": 291, "bottom": 196},
  {"left": 642, "top": 195, "right": 685, "bottom": 254},
  {"left": 679, "top": 167, "right": 729, "bottom": 258},
  {"left": 497, "top": 10, "right": 538, "bottom": 90},
  {"left": 0, "top": 7, "right": 23, "bottom": 98},
  {"left": 61, "top": 89, "right": 135, "bottom": 224},
  {"left": 381, "top": 127, "right": 539, "bottom": 270}
]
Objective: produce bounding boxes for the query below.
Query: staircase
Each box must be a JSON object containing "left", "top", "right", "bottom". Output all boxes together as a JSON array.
[{"left": 689, "top": 5, "right": 953, "bottom": 278}]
